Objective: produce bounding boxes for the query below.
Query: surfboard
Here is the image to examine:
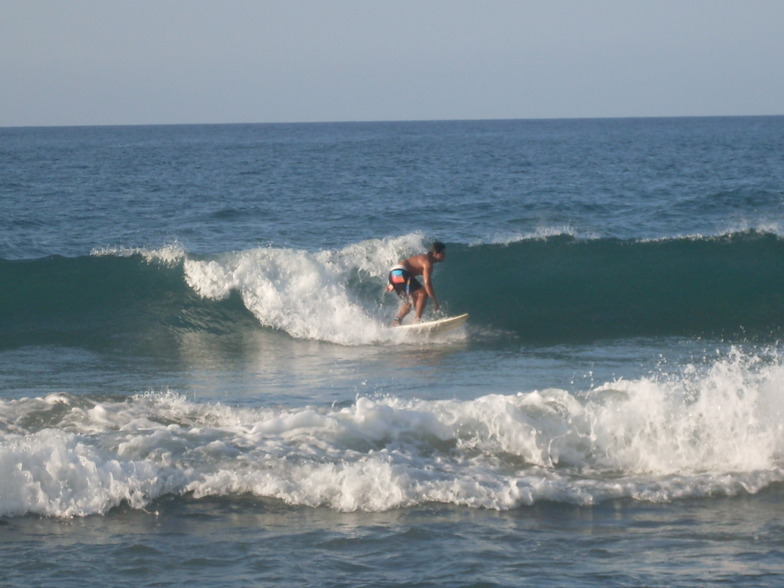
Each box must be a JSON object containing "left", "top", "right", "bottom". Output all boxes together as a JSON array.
[{"left": 395, "top": 313, "right": 469, "bottom": 335}]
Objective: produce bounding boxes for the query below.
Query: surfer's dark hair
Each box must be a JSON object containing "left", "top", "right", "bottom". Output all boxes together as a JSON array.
[{"left": 429, "top": 241, "right": 446, "bottom": 254}]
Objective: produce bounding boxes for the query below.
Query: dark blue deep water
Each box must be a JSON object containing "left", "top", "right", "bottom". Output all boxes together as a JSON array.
[{"left": 2, "top": 117, "right": 784, "bottom": 586}]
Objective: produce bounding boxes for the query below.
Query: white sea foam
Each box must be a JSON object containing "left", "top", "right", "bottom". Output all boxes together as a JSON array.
[
  {"left": 2, "top": 349, "right": 782, "bottom": 517},
  {"left": 720, "top": 219, "right": 783, "bottom": 238},
  {"left": 470, "top": 225, "right": 589, "bottom": 246},
  {"left": 484, "top": 222, "right": 784, "bottom": 247},
  {"left": 91, "top": 242, "right": 186, "bottom": 265},
  {"left": 182, "top": 233, "right": 432, "bottom": 344},
  {"left": 637, "top": 222, "right": 784, "bottom": 244}
]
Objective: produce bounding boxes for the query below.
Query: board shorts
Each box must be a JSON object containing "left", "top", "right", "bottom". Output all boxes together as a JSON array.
[{"left": 389, "top": 265, "right": 422, "bottom": 298}]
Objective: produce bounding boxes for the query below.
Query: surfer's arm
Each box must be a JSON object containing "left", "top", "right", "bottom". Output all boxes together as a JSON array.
[{"left": 422, "top": 265, "right": 440, "bottom": 311}]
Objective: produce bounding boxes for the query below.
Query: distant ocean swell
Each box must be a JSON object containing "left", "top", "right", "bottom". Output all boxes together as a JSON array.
[
  {"left": 1, "top": 346, "right": 782, "bottom": 517},
  {"left": 2, "top": 230, "right": 783, "bottom": 347}
]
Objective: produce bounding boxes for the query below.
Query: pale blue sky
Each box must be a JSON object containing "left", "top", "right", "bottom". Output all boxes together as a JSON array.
[{"left": 2, "top": 0, "right": 783, "bottom": 126}]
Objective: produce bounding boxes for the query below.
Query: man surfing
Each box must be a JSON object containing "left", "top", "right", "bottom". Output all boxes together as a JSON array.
[{"left": 387, "top": 241, "right": 446, "bottom": 325}]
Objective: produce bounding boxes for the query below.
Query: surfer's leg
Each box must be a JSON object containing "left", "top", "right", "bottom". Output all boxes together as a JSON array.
[
  {"left": 393, "top": 300, "right": 412, "bottom": 325},
  {"left": 412, "top": 290, "right": 428, "bottom": 321}
]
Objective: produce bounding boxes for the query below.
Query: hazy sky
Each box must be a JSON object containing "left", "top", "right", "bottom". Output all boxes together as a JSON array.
[{"left": 2, "top": 0, "right": 783, "bottom": 126}]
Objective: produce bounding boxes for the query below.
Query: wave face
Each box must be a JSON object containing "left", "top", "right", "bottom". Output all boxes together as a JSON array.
[
  {"left": 0, "top": 251, "right": 256, "bottom": 349},
  {"left": 1, "top": 347, "right": 782, "bottom": 517},
  {"left": 445, "top": 231, "right": 784, "bottom": 342},
  {"left": 2, "top": 231, "right": 784, "bottom": 348}
]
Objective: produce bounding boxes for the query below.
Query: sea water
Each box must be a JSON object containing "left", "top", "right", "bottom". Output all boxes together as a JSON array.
[{"left": 1, "top": 117, "right": 783, "bottom": 586}]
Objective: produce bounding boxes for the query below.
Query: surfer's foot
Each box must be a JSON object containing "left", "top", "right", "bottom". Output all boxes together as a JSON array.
[{"left": 391, "top": 317, "right": 402, "bottom": 326}]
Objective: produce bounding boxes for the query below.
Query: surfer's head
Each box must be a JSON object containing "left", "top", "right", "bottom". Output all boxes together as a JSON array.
[{"left": 429, "top": 241, "right": 446, "bottom": 262}]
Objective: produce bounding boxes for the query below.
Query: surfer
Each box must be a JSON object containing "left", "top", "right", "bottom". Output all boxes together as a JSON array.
[{"left": 387, "top": 241, "right": 446, "bottom": 325}]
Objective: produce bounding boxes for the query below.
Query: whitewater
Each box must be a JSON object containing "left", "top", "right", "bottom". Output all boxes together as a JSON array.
[{"left": 3, "top": 347, "right": 783, "bottom": 518}]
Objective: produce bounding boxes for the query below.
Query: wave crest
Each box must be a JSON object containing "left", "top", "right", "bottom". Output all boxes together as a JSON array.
[{"left": 2, "top": 347, "right": 782, "bottom": 517}]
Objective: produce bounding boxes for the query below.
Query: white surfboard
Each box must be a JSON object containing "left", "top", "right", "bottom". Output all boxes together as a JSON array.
[{"left": 395, "top": 313, "right": 469, "bottom": 335}]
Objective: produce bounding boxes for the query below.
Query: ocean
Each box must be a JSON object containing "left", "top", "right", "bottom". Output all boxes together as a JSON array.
[{"left": 1, "top": 117, "right": 783, "bottom": 586}]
